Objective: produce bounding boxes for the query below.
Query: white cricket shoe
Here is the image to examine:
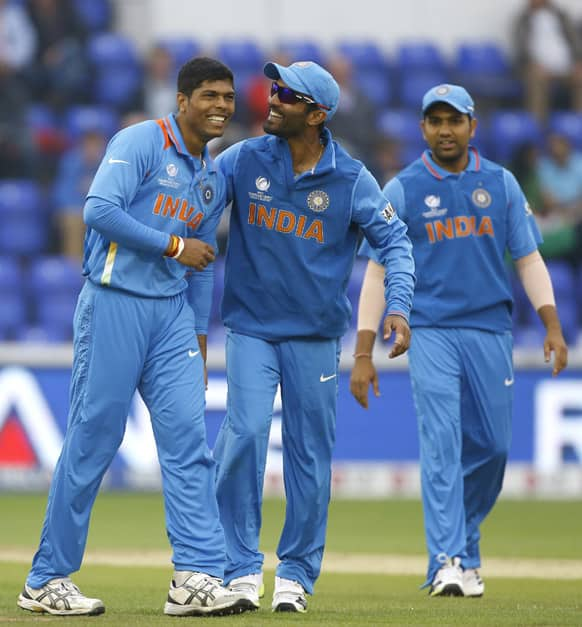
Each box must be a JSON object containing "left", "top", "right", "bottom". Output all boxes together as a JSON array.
[
  {"left": 272, "top": 576, "right": 307, "bottom": 613},
  {"left": 228, "top": 573, "right": 264, "bottom": 609},
  {"left": 463, "top": 568, "right": 485, "bottom": 597},
  {"left": 17, "top": 577, "right": 105, "bottom": 616},
  {"left": 429, "top": 556, "right": 464, "bottom": 597},
  {"left": 164, "top": 571, "right": 256, "bottom": 616}
]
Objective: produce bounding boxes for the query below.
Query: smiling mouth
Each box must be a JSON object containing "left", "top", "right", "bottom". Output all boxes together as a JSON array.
[
  {"left": 267, "top": 109, "right": 283, "bottom": 121},
  {"left": 208, "top": 115, "right": 227, "bottom": 124}
]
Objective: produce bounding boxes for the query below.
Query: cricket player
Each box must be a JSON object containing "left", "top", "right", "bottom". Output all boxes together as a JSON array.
[
  {"left": 351, "top": 84, "right": 568, "bottom": 597},
  {"left": 213, "top": 60, "right": 415, "bottom": 613},
  {"left": 18, "top": 57, "right": 254, "bottom": 617}
]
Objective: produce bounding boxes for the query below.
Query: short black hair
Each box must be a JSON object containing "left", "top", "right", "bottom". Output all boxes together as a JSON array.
[{"left": 177, "top": 57, "right": 234, "bottom": 97}]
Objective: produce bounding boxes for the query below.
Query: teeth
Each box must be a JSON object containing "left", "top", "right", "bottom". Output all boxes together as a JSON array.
[
  {"left": 208, "top": 116, "right": 226, "bottom": 122},
  {"left": 269, "top": 111, "right": 283, "bottom": 119}
]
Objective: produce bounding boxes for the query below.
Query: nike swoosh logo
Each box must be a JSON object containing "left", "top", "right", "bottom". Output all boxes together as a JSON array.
[
  {"left": 504, "top": 377, "right": 514, "bottom": 386},
  {"left": 108, "top": 157, "right": 130, "bottom": 165},
  {"left": 320, "top": 373, "right": 337, "bottom": 383},
  {"left": 188, "top": 350, "right": 200, "bottom": 358}
]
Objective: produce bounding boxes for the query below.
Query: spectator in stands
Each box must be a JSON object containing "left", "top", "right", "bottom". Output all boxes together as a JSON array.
[
  {"left": 26, "top": 0, "right": 89, "bottom": 109},
  {"left": 139, "top": 44, "right": 177, "bottom": 119},
  {"left": 0, "top": 0, "right": 38, "bottom": 177},
  {"left": 326, "top": 53, "right": 378, "bottom": 160},
  {"left": 536, "top": 131, "right": 582, "bottom": 264},
  {"left": 52, "top": 128, "right": 107, "bottom": 259},
  {"left": 514, "top": 0, "right": 582, "bottom": 122}
]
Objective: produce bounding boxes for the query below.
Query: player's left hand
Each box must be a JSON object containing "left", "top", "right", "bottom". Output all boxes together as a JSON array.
[
  {"left": 544, "top": 326, "right": 568, "bottom": 376},
  {"left": 383, "top": 314, "right": 410, "bottom": 358}
]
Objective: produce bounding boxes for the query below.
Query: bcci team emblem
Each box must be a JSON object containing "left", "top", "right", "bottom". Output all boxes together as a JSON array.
[
  {"left": 307, "top": 190, "right": 329, "bottom": 213},
  {"left": 435, "top": 85, "right": 451, "bottom": 96},
  {"left": 166, "top": 163, "right": 178, "bottom": 177},
  {"left": 472, "top": 188, "right": 491, "bottom": 208},
  {"left": 381, "top": 202, "right": 396, "bottom": 223},
  {"left": 201, "top": 184, "right": 214, "bottom": 204},
  {"left": 256, "top": 176, "right": 270, "bottom": 191}
]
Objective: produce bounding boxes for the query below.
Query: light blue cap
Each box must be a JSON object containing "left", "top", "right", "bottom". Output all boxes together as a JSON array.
[
  {"left": 264, "top": 60, "right": 340, "bottom": 120},
  {"left": 422, "top": 84, "right": 475, "bottom": 116}
]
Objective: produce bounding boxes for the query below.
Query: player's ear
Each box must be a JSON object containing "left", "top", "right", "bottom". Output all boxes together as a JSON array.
[
  {"left": 176, "top": 92, "right": 187, "bottom": 114},
  {"left": 420, "top": 120, "right": 427, "bottom": 142},
  {"left": 307, "top": 108, "right": 327, "bottom": 127},
  {"left": 469, "top": 117, "right": 477, "bottom": 139}
]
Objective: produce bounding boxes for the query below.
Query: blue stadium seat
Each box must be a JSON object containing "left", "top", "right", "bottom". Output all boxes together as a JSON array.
[
  {"left": 487, "top": 110, "right": 543, "bottom": 164},
  {"left": 336, "top": 41, "right": 387, "bottom": 70},
  {"left": 548, "top": 112, "right": 582, "bottom": 150},
  {"left": 354, "top": 69, "right": 392, "bottom": 107},
  {"left": 87, "top": 33, "right": 140, "bottom": 68},
  {"left": 157, "top": 37, "right": 202, "bottom": 70},
  {"left": 64, "top": 105, "right": 120, "bottom": 141},
  {"left": 28, "top": 257, "right": 84, "bottom": 340},
  {"left": 378, "top": 108, "right": 422, "bottom": 143},
  {"left": 0, "top": 256, "right": 27, "bottom": 339},
  {"left": 395, "top": 42, "right": 448, "bottom": 73},
  {"left": 0, "top": 180, "right": 47, "bottom": 255},
  {"left": 277, "top": 40, "right": 326, "bottom": 66},
  {"left": 398, "top": 70, "right": 448, "bottom": 109},
  {"left": 93, "top": 66, "right": 143, "bottom": 109},
  {"left": 15, "top": 324, "right": 72, "bottom": 343},
  {"left": 215, "top": 39, "right": 265, "bottom": 73},
  {"left": 453, "top": 42, "right": 521, "bottom": 103},
  {"left": 72, "top": 0, "right": 111, "bottom": 32}
]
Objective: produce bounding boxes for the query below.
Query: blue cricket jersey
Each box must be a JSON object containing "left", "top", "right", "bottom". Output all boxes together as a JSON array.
[
  {"left": 83, "top": 114, "right": 227, "bottom": 333},
  {"left": 216, "top": 128, "right": 415, "bottom": 340},
  {"left": 360, "top": 147, "right": 542, "bottom": 332}
]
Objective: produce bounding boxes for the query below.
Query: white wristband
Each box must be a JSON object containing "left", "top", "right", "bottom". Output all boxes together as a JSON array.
[{"left": 170, "top": 236, "right": 185, "bottom": 259}]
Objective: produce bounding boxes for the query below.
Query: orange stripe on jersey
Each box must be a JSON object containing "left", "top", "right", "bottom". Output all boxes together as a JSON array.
[
  {"left": 422, "top": 153, "right": 443, "bottom": 180},
  {"left": 164, "top": 116, "right": 180, "bottom": 148},
  {"left": 156, "top": 118, "right": 171, "bottom": 150}
]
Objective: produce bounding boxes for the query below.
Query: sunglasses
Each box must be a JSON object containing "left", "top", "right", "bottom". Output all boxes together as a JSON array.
[{"left": 270, "top": 82, "right": 331, "bottom": 111}]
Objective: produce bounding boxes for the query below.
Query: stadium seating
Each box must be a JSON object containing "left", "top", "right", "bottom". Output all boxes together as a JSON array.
[
  {"left": 215, "top": 39, "right": 265, "bottom": 95},
  {"left": 86, "top": 33, "right": 140, "bottom": 69},
  {"left": 63, "top": 105, "right": 120, "bottom": 142},
  {"left": 395, "top": 42, "right": 449, "bottom": 74},
  {"left": 72, "top": 0, "right": 112, "bottom": 33},
  {"left": 28, "top": 257, "right": 84, "bottom": 341},
  {"left": 157, "top": 37, "right": 202, "bottom": 71},
  {"left": 399, "top": 70, "right": 449, "bottom": 109},
  {"left": 452, "top": 42, "right": 522, "bottom": 104},
  {"left": 92, "top": 65, "right": 143, "bottom": 110},
  {"left": 277, "top": 40, "right": 326, "bottom": 66},
  {"left": 547, "top": 112, "right": 582, "bottom": 149},
  {"left": 487, "top": 110, "right": 543, "bottom": 164},
  {"left": 336, "top": 41, "right": 387, "bottom": 71},
  {"left": 0, "top": 180, "right": 48, "bottom": 256},
  {"left": 0, "top": 257, "right": 26, "bottom": 340}
]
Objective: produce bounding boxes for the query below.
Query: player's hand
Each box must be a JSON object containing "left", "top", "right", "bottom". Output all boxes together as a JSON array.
[
  {"left": 544, "top": 326, "right": 568, "bottom": 376},
  {"left": 178, "top": 238, "right": 215, "bottom": 270},
  {"left": 383, "top": 315, "right": 410, "bottom": 358},
  {"left": 350, "top": 356, "right": 379, "bottom": 409}
]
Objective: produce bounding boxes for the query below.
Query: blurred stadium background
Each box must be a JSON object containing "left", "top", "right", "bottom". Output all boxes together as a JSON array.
[{"left": 1, "top": 0, "right": 582, "bottom": 498}]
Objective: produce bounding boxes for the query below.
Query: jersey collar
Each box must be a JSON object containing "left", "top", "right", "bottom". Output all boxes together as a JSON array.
[
  {"left": 162, "top": 114, "right": 216, "bottom": 172},
  {"left": 421, "top": 145, "right": 481, "bottom": 180}
]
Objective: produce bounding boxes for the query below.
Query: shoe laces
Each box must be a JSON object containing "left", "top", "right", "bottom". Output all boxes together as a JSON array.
[{"left": 48, "top": 578, "right": 82, "bottom": 595}]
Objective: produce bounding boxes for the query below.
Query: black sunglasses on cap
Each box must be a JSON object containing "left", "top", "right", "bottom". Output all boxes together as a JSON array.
[{"left": 270, "top": 82, "right": 331, "bottom": 111}]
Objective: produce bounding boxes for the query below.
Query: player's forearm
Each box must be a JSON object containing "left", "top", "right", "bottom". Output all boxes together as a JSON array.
[
  {"left": 515, "top": 250, "right": 556, "bottom": 311},
  {"left": 357, "top": 260, "right": 389, "bottom": 334},
  {"left": 197, "top": 334, "right": 208, "bottom": 363},
  {"left": 353, "top": 329, "right": 376, "bottom": 358},
  {"left": 537, "top": 304, "right": 563, "bottom": 333},
  {"left": 84, "top": 196, "right": 169, "bottom": 256}
]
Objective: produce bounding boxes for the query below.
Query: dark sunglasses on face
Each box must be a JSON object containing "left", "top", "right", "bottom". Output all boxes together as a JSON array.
[{"left": 270, "top": 82, "right": 331, "bottom": 111}]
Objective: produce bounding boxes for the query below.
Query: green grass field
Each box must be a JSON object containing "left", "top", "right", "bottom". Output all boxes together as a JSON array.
[{"left": 1, "top": 494, "right": 581, "bottom": 625}]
